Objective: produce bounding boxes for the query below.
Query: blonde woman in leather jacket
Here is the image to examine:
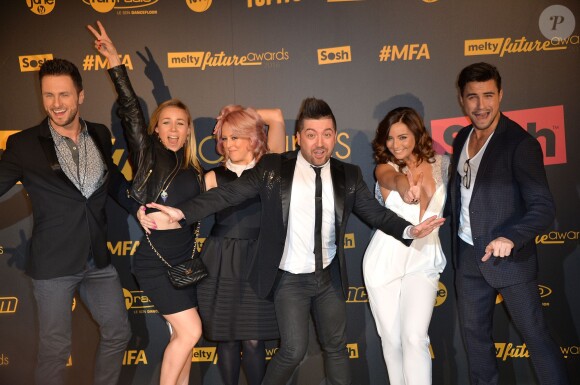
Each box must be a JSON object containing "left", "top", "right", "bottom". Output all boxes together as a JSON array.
[{"left": 89, "top": 22, "right": 203, "bottom": 385}]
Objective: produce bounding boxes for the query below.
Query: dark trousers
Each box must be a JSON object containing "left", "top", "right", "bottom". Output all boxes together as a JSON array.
[
  {"left": 32, "top": 264, "right": 131, "bottom": 385},
  {"left": 455, "top": 239, "right": 569, "bottom": 385},
  {"left": 262, "top": 266, "right": 351, "bottom": 385}
]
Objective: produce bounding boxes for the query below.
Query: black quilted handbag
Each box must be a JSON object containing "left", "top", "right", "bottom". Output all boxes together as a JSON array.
[
  {"left": 145, "top": 222, "right": 207, "bottom": 288},
  {"left": 166, "top": 256, "right": 208, "bottom": 288}
]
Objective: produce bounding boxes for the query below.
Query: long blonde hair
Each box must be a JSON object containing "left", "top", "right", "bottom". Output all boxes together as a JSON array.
[{"left": 148, "top": 99, "right": 202, "bottom": 174}]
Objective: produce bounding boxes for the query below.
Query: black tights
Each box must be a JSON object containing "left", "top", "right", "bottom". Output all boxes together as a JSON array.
[{"left": 217, "top": 340, "right": 266, "bottom": 385}]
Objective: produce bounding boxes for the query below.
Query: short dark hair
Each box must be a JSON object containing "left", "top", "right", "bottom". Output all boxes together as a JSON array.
[
  {"left": 296, "top": 97, "right": 336, "bottom": 133},
  {"left": 39, "top": 58, "right": 83, "bottom": 93},
  {"left": 457, "top": 62, "right": 501, "bottom": 96}
]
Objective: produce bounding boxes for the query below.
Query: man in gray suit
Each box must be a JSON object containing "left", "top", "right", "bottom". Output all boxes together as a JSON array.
[{"left": 447, "top": 62, "right": 569, "bottom": 385}]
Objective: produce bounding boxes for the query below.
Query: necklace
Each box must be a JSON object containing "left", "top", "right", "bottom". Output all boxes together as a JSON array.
[{"left": 159, "top": 154, "right": 182, "bottom": 202}]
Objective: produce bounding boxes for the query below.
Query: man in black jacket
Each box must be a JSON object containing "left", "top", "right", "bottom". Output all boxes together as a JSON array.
[
  {"left": 149, "top": 98, "right": 444, "bottom": 384},
  {"left": 0, "top": 59, "right": 132, "bottom": 385}
]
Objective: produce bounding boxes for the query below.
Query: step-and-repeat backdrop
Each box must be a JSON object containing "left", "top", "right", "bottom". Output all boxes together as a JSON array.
[{"left": 1, "top": 1, "right": 578, "bottom": 384}]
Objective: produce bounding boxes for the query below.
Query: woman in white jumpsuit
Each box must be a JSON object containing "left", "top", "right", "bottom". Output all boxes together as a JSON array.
[{"left": 363, "top": 107, "right": 447, "bottom": 385}]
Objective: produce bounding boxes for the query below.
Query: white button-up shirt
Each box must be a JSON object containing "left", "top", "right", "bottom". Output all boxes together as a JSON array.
[{"left": 279, "top": 152, "right": 336, "bottom": 273}]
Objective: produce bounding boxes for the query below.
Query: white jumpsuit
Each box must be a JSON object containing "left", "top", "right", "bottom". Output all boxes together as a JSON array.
[{"left": 363, "top": 154, "right": 448, "bottom": 385}]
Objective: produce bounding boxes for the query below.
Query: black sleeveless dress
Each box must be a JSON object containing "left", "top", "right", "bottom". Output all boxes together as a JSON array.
[
  {"left": 132, "top": 165, "right": 202, "bottom": 315},
  {"left": 197, "top": 167, "right": 279, "bottom": 341}
]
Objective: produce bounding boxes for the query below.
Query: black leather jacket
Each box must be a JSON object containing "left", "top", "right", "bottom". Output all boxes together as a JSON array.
[{"left": 108, "top": 65, "right": 200, "bottom": 204}]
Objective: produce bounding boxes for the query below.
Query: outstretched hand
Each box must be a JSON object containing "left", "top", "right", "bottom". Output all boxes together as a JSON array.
[
  {"left": 403, "top": 169, "right": 423, "bottom": 205},
  {"left": 146, "top": 202, "right": 185, "bottom": 223},
  {"left": 410, "top": 215, "right": 445, "bottom": 239},
  {"left": 482, "top": 237, "right": 514, "bottom": 262},
  {"left": 87, "top": 21, "right": 121, "bottom": 67}
]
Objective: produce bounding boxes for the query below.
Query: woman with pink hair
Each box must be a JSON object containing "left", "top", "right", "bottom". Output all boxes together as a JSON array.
[{"left": 199, "top": 105, "right": 285, "bottom": 385}]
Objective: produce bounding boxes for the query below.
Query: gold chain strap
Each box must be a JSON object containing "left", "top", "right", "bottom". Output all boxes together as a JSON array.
[{"left": 145, "top": 222, "right": 201, "bottom": 268}]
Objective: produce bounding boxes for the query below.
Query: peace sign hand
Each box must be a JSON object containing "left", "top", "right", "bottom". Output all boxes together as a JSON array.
[
  {"left": 87, "top": 21, "right": 121, "bottom": 67},
  {"left": 403, "top": 169, "right": 423, "bottom": 205}
]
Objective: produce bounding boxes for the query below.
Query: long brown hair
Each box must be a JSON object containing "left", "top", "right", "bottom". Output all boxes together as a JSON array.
[{"left": 372, "top": 107, "right": 435, "bottom": 170}]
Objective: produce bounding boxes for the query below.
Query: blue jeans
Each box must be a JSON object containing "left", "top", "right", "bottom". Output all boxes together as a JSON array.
[
  {"left": 32, "top": 264, "right": 131, "bottom": 385},
  {"left": 262, "top": 267, "right": 351, "bottom": 385}
]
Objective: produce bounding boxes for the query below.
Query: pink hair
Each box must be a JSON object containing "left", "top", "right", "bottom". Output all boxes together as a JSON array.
[{"left": 213, "top": 105, "right": 268, "bottom": 163}]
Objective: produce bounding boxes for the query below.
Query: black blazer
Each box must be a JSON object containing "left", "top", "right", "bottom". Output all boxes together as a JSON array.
[
  {"left": 179, "top": 150, "right": 412, "bottom": 299},
  {"left": 447, "top": 114, "right": 555, "bottom": 287},
  {"left": 0, "top": 118, "right": 133, "bottom": 279}
]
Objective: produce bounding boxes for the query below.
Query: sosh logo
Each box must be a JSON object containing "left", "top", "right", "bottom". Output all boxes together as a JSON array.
[
  {"left": 317, "top": 46, "right": 352, "bottom": 65},
  {"left": 19, "top": 54, "right": 54, "bottom": 72},
  {"left": 430, "top": 106, "right": 567, "bottom": 165}
]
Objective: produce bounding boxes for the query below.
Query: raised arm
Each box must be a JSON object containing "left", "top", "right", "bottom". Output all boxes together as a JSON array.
[
  {"left": 353, "top": 164, "right": 443, "bottom": 244},
  {"left": 87, "top": 21, "right": 150, "bottom": 163},
  {"left": 87, "top": 21, "right": 121, "bottom": 67},
  {"left": 375, "top": 163, "right": 421, "bottom": 204},
  {"left": 257, "top": 108, "right": 286, "bottom": 154}
]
